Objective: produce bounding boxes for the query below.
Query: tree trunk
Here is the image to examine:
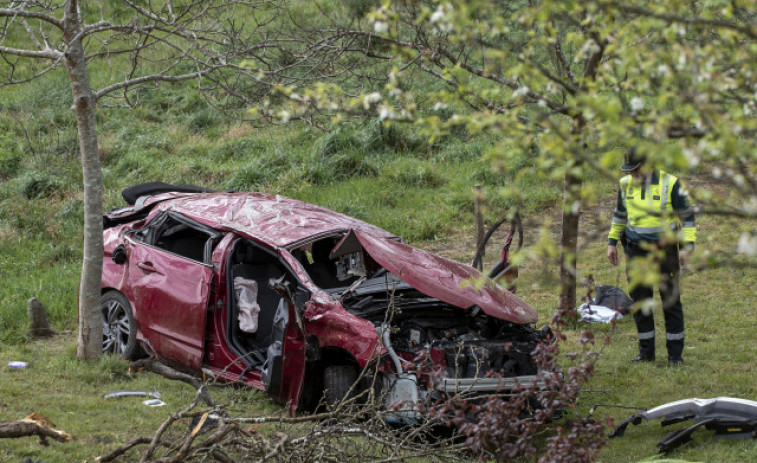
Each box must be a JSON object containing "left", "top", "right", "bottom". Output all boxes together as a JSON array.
[
  {"left": 557, "top": 34, "right": 604, "bottom": 313},
  {"left": 558, "top": 167, "right": 581, "bottom": 312},
  {"left": 62, "top": 1, "right": 104, "bottom": 359}
]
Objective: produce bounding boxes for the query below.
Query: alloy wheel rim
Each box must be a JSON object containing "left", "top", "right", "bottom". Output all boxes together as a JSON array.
[{"left": 102, "top": 299, "right": 129, "bottom": 354}]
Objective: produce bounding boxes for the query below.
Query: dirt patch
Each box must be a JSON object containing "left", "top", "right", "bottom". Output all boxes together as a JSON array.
[
  {"left": 0, "top": 225, "right": 14, "bottom": 241},
  {"left": 226, "top": 123, "right": 255, "bottom": 139}
]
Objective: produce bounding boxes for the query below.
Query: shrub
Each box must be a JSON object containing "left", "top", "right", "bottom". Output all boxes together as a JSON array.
[
  {"left": 307, "top": 150, "right": 379, "bottom": 185},
  {"left": 224, "top": 152, "right": 292, "bottom": 191},
  {"left": 21, "top": 172, "right": 63, "bottom": 200},
  {"left": 385, "top": 158, "right": 446, "bottom": 188},
  {"left": 0, "top": 135, "right": 23, "bottom": 179}
]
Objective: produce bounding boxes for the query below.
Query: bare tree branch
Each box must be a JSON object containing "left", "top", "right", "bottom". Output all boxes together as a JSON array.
[
  {"left": 0, "top": 44, "right": 60, "bottom": 59},
  {"left": 0, "top": 7, "right": 63, "bottom": 29}
]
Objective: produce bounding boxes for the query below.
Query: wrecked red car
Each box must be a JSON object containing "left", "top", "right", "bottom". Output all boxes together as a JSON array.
[{"left": 97, "top": 183, "right": 552, "bottom": 414}]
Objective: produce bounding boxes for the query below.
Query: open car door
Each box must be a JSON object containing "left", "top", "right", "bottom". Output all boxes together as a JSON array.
[
  {"left": 262, "top": 278, "right": 307, "bottom": 415},
  {"left": 123, "top": 228, "right": 213, "bottom": 370}
]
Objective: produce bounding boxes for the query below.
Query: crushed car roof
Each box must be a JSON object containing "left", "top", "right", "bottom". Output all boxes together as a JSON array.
[{"left": 149, "top": 192, "right": 397, "bottom": 247}]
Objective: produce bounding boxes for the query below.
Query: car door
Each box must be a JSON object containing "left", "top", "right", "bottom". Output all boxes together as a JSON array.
[
  {"left": 124, "top": 212, "right": 217, "bottom": 370},
  {"left": 267, "top": 279, "right": 307, "bottom": 413}
]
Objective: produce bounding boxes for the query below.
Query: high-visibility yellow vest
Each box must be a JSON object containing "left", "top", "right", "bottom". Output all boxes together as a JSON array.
[
  {"left": 610, "top": 170, "right": 696, "bottom": 244},
  {"left": 620, "top": 170, "right": 676, "bottom": 237}
]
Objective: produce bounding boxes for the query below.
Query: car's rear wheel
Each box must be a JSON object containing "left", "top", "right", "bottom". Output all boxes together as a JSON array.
[
  {"left": 323, "top": 365, "right": 358, "bottom": 408},
  {"left": 101, "top": 291, "right": 141, "bottom": 360}
]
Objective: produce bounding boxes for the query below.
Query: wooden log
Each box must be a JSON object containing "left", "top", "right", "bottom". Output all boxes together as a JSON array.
[{"left": 0, "top": 413, "right": 71, "bottom": 445}]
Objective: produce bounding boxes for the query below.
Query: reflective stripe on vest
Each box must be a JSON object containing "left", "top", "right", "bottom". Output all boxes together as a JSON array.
[{"left": 621, "top": 171, "right": 677, "bottom": 233}]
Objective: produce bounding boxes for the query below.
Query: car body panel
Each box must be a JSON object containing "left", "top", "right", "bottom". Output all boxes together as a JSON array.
[
  {"left": 302, "top": 296, "right": 382, "bottom": 367},
  {"left": 123, "top": 237, "right": 212, "bottom": 370},
  {"left": 148, "top": 193, "right": 397, "bottom": 248},
  {"left": 353, "top": 230, "right": 538, "bottom": 324},
  {"left": 270, "top": 285, "right": 308, "bottom": 412}
]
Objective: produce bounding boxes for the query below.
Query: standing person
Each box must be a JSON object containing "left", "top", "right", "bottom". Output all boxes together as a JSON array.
[{"left": 607, "top": 148, "right": 697, "bottom": 366}]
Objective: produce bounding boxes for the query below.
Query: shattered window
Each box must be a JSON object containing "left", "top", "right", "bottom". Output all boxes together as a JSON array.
[{"left": 151, "top": 214, "right": 216, "bottom": 263}]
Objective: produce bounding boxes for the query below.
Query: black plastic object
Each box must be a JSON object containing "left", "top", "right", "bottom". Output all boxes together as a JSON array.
[
  {"left": 112, "top": 244, "right": 127, "bottom": 265},
  {"left": 593, "top": 285, "right": 633, "bottom": 314},
  {"left": 610, "top": 397, "right": 757, "bottom": 454},
  {"left": 121, "top": 182, "right": 214, "bottom": 206}
]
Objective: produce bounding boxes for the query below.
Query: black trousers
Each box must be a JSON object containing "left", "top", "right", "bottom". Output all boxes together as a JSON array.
[{"left": 624, "top": 240, "right": 685, "bottom": 360}]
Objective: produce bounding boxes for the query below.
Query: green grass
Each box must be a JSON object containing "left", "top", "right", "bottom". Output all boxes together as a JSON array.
[{"left": 0, "top": 338, "right": 279, "bottom": 463}]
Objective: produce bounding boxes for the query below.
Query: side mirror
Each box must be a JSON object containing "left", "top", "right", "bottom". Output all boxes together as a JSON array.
[{"left": 112, "top": 244, "right": 127, "bottom": 265}]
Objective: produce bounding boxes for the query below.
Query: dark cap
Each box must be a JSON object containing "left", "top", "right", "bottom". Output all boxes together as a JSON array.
[{"left": 620, "top": 147, "right": 645, "bottom": 172}]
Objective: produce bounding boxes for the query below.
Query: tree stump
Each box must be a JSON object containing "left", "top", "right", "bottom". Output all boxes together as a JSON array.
[{"left": 27, "top": 297, "right": 55, "bottom": 338}]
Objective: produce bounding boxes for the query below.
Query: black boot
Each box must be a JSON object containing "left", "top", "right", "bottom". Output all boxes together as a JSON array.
[
  {"left": 633, "top": 337, "right": 655, "bottom": 362},
  {"left": 667, "top": 338, "right": 684, "bottom": 366}
]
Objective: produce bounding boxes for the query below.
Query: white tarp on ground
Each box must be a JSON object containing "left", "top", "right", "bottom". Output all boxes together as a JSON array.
[{"left": 577, "top": 304, "right": 624, "bottom": 324}]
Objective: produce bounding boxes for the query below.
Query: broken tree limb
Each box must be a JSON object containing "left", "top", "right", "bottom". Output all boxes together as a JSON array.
[
  {"left": 0, "top": 413, "right": 71, "bottom": 446},
  {"left": 95, "top": 436, "right": 152, "bottom": 462},
  {"left": 474, "top": 184, "right": 485, "bottom": 270},
  {"left": 130, "top": 358, "right": 216, "bottom": 407}
]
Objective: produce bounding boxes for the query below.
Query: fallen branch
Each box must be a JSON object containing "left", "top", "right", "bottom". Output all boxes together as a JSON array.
[
  {"left": 0, "top": 413, "right": 71, "bottom": 446},
  {"left": 130, "top": 358, "right": 216, "bottom": 407},
  {"left": 95, "top": 436, "right": 152, "bottom": 462}
]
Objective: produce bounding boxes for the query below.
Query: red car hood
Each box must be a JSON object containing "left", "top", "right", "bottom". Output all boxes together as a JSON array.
[{"left": 353, "top": 230, "right": 538, "bottom": 325}]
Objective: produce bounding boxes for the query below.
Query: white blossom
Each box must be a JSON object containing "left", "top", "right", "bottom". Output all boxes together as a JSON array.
[
  {"left": 513, "top": 86, "right": 530, "bottom": 98},
  {"left": 737, "top": 232, "right": 757, "bottom": 256},
  {"left": 744, "top": 196, "right": 757, "bottom": 214},
  {"left": 656, "top": 65, "right": 670, "bottom": 77},
  {"left": 630, "top": 97, "right": 644, "bottom": 112},
  {"left": 677, "top": 54, "right": 687, "bottom": 70},
  {"left": 430, "top": 4, "right": 454, "bottom": 32},
  {"left": 362, "top": 92, "right": 381, "bottom": 109},
  {"left": 279, "top": 110, "right": 291, "bottom": 123},
  {"left": 374, "top": 21, "right": 388, "bottom": 33},
  {"left": 682, "top": 148, "right": 700, "bottom": 168},
  {"left": 378, "top": 105, "right": 395, "bottom": 120},
  {"left": 640, "top": 298, "right": 656, "bottom": 315},
  {"left": 433, "top": 102, "right": 447, "bottom": 111},
  {"left": 576, "top": 39, "right": 601, "bottom": 62},
  {"left": 430, "top": 6, "right": 445, "bottom": 23},
  {"left": 571, "top": 200, "right": 580, "bottom": 214}
]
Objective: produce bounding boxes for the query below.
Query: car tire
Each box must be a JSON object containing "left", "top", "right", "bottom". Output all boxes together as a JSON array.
[
  {"left": 101, "top": 290, "right": 141, "bottom": 360},
  {"left": 323, "top": 365, "right": 358, "bottom": 408}
]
